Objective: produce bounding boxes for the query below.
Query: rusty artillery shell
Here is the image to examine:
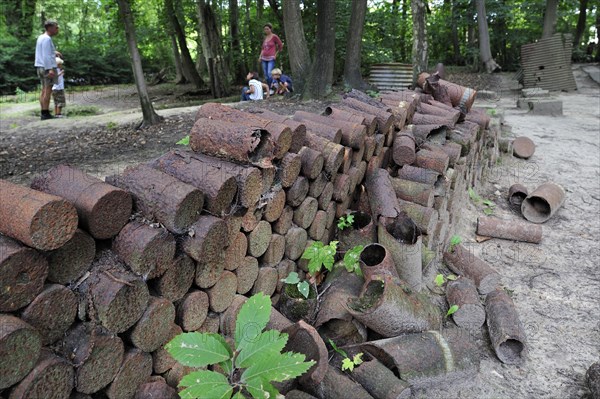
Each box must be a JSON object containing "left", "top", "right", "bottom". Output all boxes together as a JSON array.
[
  {"left": 390, "top": 177, "right": 435, "bottom": 208},
  {"left": 477, "top": 216, "right": 543, "bottom": 243},
  {"left": 347, "top": 275, "right": 441, "bottom": 337},
  {"left": 246, "top": 108, "right": 307, "bottom": 153},
  {"left": 0, "top": 315, "right": 42, "bottom": 390},
  {"left": 0, "top": 179, "right": 78, "bottom": 250},
  {"left": 393, "top": 131, "right": 416, "bottom": 166},
  {"left": 366, "top": 168, "right": 400, "bottom": 219},
  {"left": 466, "top": 107, "right": 490, "bottom": 130},
  {"left": 485, "top": 289, "right": 527, "bottom": 365},
  {"left": 398, "top": 164, "right": 440, "bottom": 186},
  {"left": 508, "top": 183, "right": 528, "bottom": 207},
  {"left": 338, "top": 211, "right": 377, "bottom": 252},
  {"left": 293, "top": 112, "right": 343, "bottom": 144},
  {"left": 302, "top": 365, "right": 374, "bottom": 399},
  {"left": 397, "top": 198, "right": 438, "bottom": 236},
  {"left": 353, "top": 358, "right": 412, "bottom": 399},
  {"left": 0, "top": 235, "right": 48, "bottom": 312},
  {"left": 9, "top": 350, "right": 74, "bottom": 398},
  {"left": 446, "top": 277, "right": 486, "bottom": 329},
  {"left": 283, "top": 320, "right": 329, "bottom": 386},
  {"left": 189, "top": 118, "right": 274, "bottom": 167},
  {"left": 378, "top": 215, "right": 423, "bottom": 292},
  {"left": 521, "top": 182, "right": 566, "bottom": 223},
  {"left": 443, "top": 244, "right": 500, "bottom": 295},
  {"left": 29, "top": 165, "right": 131, "bottom": 240},
  {"left": 360, "top": 243, "right": 400, "bottom": 282},
  {"left": 325, "top": 105, "right": 377, "bottom": 136},
  {"left": 414, "top": 149, "right": 450, "bottom": 174},
  {"left": 362, "top": 328, "right": 479, "bottom": 387},
  {"left": 106, "top": 164, "right": 203, "bottom": 234},
  {"left": 512, "top": 136, "right": 536, "bottom": 159},
  {"left": 586, "top": 362, "right": 600, "bottom": 399},
  {"left": 294, "top": 110, "right": 366, "bottom": 149},
  {"left": 195, "top": 102, "right": 292, "bottom": 158},
  {"left": 342, "top": 96, "right": 394, "bottom": 133},
  {"left": 418, "top": 102, "right": 461, "bottom": 125},
  {"left": 304, "top": 133, "right": 345, "bottom": 174},
  {"left": 299, "top": 147, "right": 325, "bottom": 179},
  {"left": 411, "top": 112, "right": 455, "bottom": 127}
]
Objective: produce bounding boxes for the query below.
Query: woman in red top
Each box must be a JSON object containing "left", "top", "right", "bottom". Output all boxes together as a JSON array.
[{"left": 259, "top": 23, "right": 283, "bottom": 86}]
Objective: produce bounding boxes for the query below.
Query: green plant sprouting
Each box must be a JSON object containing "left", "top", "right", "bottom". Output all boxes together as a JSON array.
[
  {"left": 328, "top": 339, "right": 364, "bottom": 372},
  {"left": 468, "top": 188, "right": 496, "bottom": 215},
  {"left": 434, "top": 273, "right": 458, "bottom": 287},
  {"left": 337, "top": 214, "right": 355, "bottom": 230},
  {"left": 449, "top": 235, "right": 462, "bottom": 252},
  {"left": 301, "top": 241, "right": 364, "bottom": 277},
  {"left": 165, "top": 293, "right": 315, "bottom": 399},
  {"left": 177, "top": 135, "right": 190, "bottom": 146},
  {"left": 281, "top": 272, "right": 311, "bottom": 299},
  {"left": 446, "top": 304, "right": 460, "bottom": 318}
]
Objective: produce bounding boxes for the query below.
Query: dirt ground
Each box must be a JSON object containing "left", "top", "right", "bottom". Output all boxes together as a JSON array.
[{"left": 0, "top": 66, "right": 598, "bottom": 398}]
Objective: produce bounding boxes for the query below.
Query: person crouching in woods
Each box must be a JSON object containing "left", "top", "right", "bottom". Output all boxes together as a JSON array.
[
  {"left": 52, "top": 57, "right": 66, "bottom": 118},
  {"left": 269, "top": 68, "right": 293, "bottom": 96},
  {"left": 241, "top": 72, "right": 269, "bottom": 101}
]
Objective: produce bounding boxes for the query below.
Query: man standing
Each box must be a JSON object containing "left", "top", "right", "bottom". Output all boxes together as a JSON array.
[{"left": 34, "top": 20, "right": 60, "bottom": 120}]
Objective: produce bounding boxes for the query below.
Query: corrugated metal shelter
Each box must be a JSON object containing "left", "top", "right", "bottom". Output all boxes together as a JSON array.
[
  {"left": 369, "top": 63, "right": 413, "bottom": 90},
  {"left": 521, "top": 33, "right": 577, "bottom": 91}
]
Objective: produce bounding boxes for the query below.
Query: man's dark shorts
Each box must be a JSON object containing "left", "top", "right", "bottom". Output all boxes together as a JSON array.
[{"left": 37, "top": 67, "right": 58, "bottom": 87}]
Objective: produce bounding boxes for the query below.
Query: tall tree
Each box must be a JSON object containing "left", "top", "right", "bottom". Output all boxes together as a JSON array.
[
  {"left": 282, "top": 0, "right": 311, "bottom": 92},
  {"left": 411, "top": 0, "right": 428, "bottom": 85},
  {"left": 116, "top": 0, "right": 162, "bottom": 128},
  {"left": 476, "top": 0, "right": 501, "bottom": 73},
  {"left": 541, "top": 0, "right": 559, "bottom": 39},
  {"left": 450, "top": 0, "right": 463, "bottom": 64},
  {"left": 169, "top": 33, "right": 186, "bottom": 84},
  {"left": 303, "top": 0, "right": 336, "bottom": 99},
  {"left": 266, "top": 0, "right": 284, "bottom": 26},
  {"left": 343, "top": 0, "right": 370, "bottom": 90},
  {"left": 391, "top": 0, "right": 401, "bottom": 61},
  {"left": 165, "top": 0, "right": 203, "bottom": 88},
  {"left": 573, "top": 0, "right": 589, "bottom": 47},
  {"left": 197, "top": 0, "right": 231, "bottom": 97},
  {"left": 229, "top": 0, "right": 245, "bottom": 83}
]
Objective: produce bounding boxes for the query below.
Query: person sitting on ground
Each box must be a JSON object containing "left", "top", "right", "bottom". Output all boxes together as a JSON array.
[
  {"left": 269, "top": 68, "right": 293, "bottom": 95},
  {"left": 52, "top": 57, "right": 66, "bottom": 118},
  {"left": 241, "top": 71, "right": 269, "bottom": 101}
]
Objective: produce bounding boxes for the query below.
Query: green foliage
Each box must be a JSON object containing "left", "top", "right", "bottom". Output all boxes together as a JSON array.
[
  {"left": 177, "top": 135, "right": 190, "bottom": 146},
  {"left": 341, "top": 353, "right": 364, "bottom": 372},
  {"left": 343, "top": 245, "right": 364, "bottom": 277},
  {"left": 281, "top": 272, "right": 311, "bottom": 299},
  {"left": 106, "top": 121, "right": 118, "bottom": 130},
  {"left": 468, "top": 187, "right": 481, "bottom": 204},
  {"left": 67, "top": 105, "right": 102, "bottom": 116},
  {"left": 449, "top": 235, "right": 462, "bottom": 252},
  {"left": 301, "top": 241, "right": 338, "bottom": 275},
  {"left": 446, "top": 304, "right": 460, "bottom": 318},
  {"left": 469, "top": 188, "right": 495, "bottom": 215},
  {"left": 328, "top": 339, "right": 348, "bottom": 358},
  {"left": 166, "top": 293, "right": 315, "bottom": 399},
  {"left": 435, "top": 273, "right": 458, "bottom": 287},
  {"left": 337, "top": 214, "right": 355, "bottom": 230}
]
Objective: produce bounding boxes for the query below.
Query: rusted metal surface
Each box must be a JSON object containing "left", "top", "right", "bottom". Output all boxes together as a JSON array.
[
  {"left": 293, "top": 113, "right": 343, "bottom": 144},
  {"left": 294, "top": 110, "right": 366, "bottom": 149},
  {"left": 195, "top": 102, "right": 292, "bottom": 159},
  {"left": 303, "top": 133, "right": 345, "bottom": 175},
  {"left": 397, "top": 198, "right": 438, "bottom": 235},
  {"left": 443, "top": 244, "right": 500, "bottom": 295},
  {"left": 1, "top": 179, "right": 78, "bottom": 250},
  {"left": 189, "top": 118, "right": 274, "bottom": 167},
  {"left": 512, "top": 136, "right": 536, "bottom": 159},
  {"left": 299, "top": 147, "right": 324, "bottom": 179},
  {"left": 0, "top": 315, "right": 42, "bottom": 390},
  {"left": 283, "top": 320, "right": 329, "bottom": 386},
  {"left": 414, "top": 149, "right": 450, "bottom": 174},
  {"left": 342, "top": 96, "right": 394, "bottom": 133},
  {"left": 417, "top": 72, "right": 477, "bottom": 113},
  {"left": 362, "top": 328, "right": 479, "bottom": 387},
  {"left": 398, "top": 165, "right": 440, "bottom": 186},
  {"left": 9, "top": 350, "right": 74, "bottom": 398},
  {"left": 324, "top": 106, "right": 375, "bottom": 136},
  {"left": 246, "top": 108, "right": 307, "bottom": 154},
  {"left": 392, "top": 131, "right": 416, "bottom": 166},
  {"left": 106, "top": 164, "right": 203, "bottom": 234},
  {"left": 366, "top": 168, "right": 400, "bottom": 219},
  {"left": 183, "top": 215, "right": 229, "bottom": 263},
  {"left": 521, "top": 33, "right": 577, "bottom": 91},
  {"left": 485, "top": 289, "right": 528, "bottom": 365},
  {"left": 0, "top": 235, "right": 48, "bottom": 312},
  {"left": 30, "top": 165, "right": 131, "bottom": 240},
  {"left": 521, "top": 182, "right": 566, "bottom": 223},
  {"left": 390, "top": 177, "right": 435, "bottom": 208},
  {"left": 369, "top": 63, "right": 413, "bottom": 90},
  {"left": 508, "top": 183, "right": 528, "bottom": 207},
  {"left": 477, "top": 216, "right": 543, "bottom": 243},
  {"left": 411, "top": 112, "right": 455, "bottom": 127},
  {"left": 347, "top": 275, "right": 441, "bottom": 337},
  {"left": 446, "top": 278, "right": 486, "bottom": 329},
  {"left": 360, "top": 243, "right": 400, "bottom": 282},
  {"left": 418, "top": 102, "right": 460, "bottom": 125}
]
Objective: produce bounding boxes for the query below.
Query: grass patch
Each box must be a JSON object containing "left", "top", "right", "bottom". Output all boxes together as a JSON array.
[{"left": 65, "top": 105, "right": 103, "bottom": 116}]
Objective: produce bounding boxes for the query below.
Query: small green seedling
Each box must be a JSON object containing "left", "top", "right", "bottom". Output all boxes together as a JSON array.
[
  {"left": 177, "top": 135, "right": 190, "bottom": 146},
  {"left": 482, "top": 199, "right": 496, "bottom": 215},
  {"left": 106, "top": 121, "right": 118, "bottom": 130},
  {"left": 165, "top": 293, "right": 315, "bottom": 399},
  {"left": 343, "top": 245, "right": 364, "bottom": 277},
  {"left": 281, "top": 272, "right": 311, "bottom": 299},
  {"left": 449, "top": 235, "right": 462, "bottom": 252},
  {"left": 302, "top": 241, "right": 338, "bottom": 275},
  {"left": 337, "top": 214, "right": 355, "bottom": 230},
  {"left": 435, "top": 273, "right": 458, "bottom": 287},
  {"left": 329, "top": 339, "right": 363, "bottom": 372},
  {"left": 468, "top": 187, "right": 481, "bottom": 204},
  {"left": 446, "top": 304, "right": 460, "bottom": 318}
]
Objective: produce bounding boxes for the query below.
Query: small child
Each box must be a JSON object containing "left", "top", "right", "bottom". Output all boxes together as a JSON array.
[
  {"left": 269, "top": 68, "right": 293, "bottom": 95},
  {"left": 52, "top": 57, "right": 66, "bottom": 117},
  {"left": 241, "top": 71, "right": 269, "bottom": 101}
]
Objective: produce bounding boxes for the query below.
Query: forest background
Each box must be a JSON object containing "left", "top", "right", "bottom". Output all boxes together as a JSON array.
[{"left": 0, "top": 0, "right": 598, "bottom": 98}]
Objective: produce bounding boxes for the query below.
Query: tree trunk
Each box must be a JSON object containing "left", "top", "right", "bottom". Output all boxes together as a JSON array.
[
  {"left": 411, "top": 0, "right": 428, "bottom": 86},
  {"left": 19, "top": 0, "right": 37, "bottom": 39},
  {"left": 197, "top": 0, "right": 231, "bottom": 97},
  {"left": 542, "top": 0, "right": 559, "bottom": 39},
  {"left": 282, "top": 0, "right": 312, "bottom": 92},
  {"left": 117, "top": 0, "right": 162, "bottom": 128},
  {"left": 400, "top": 0, "right": 408, "bottom": 61},
  {"left": 573, "top": 0, "right": 588, "bottom": 48},
  {"left": 451, "top": 0, "right": 463, "bottom": 64},
  {"left": 303, "top": 0, "right": 336, "bottom": 99},
  {"left": 229, "top": 0, "right": 246, "bottom": 83},
  {"left": 257, "top": 0, "right": 264, "bottom": 20},
  {"left": 165, "top": 0, "right": 204, "bottom": 88},
  {"left": 391, "top": 0, "right": 400, "bottom": 61},
  {"left": 476, "top": 0, "right": 501, "bottom": 73},
  {"left": 169, "top": 33, "right": 186, "bottom": 84},
  {"left": 343, "top": 0, "right": 370, "bottom": 90}
]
